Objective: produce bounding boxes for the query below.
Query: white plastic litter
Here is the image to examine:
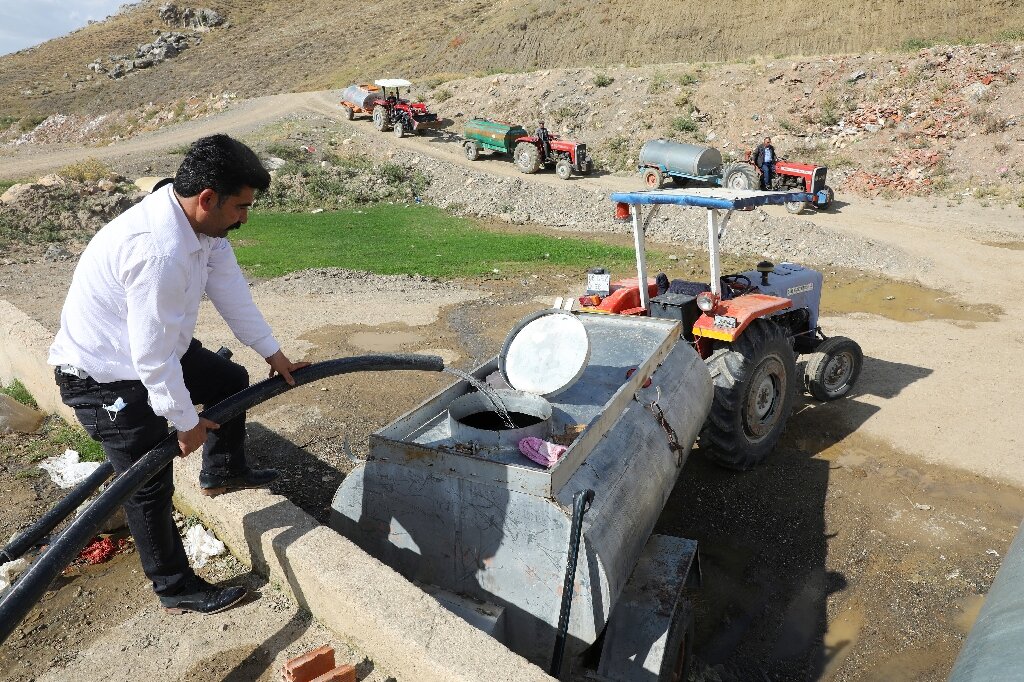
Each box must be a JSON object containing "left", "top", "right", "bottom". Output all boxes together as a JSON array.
[
  {"left": 0, "top": 558, "right": 29, "bottom": 597},
  {"left": 183, "top": 524, "right": 225, "bottom": 568},
  {"left": 38, "top": 449, "right": 102, "bottom": 489}
]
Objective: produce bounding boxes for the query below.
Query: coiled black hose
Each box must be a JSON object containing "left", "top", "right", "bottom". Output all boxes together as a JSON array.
[{"left": 0, "top": 353, "right": 444, "bottom": 645}]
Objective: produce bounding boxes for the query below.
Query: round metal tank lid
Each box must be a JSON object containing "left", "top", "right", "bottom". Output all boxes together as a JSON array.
[{"left": 499, "top": 310, "right": 590, "bottom": 397}]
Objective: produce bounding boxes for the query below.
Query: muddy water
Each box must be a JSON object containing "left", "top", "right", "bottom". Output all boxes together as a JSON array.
[
  {"left": 661, "top": 409, "right": 1024, "bottom": 681},
  {"left": 821, "top": 275, "right": 1001, "bottom": 323}
]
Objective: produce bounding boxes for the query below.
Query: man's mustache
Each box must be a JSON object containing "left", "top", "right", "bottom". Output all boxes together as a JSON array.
[{"left": 226, "top": 221, "right": 242, "bottom": 231}]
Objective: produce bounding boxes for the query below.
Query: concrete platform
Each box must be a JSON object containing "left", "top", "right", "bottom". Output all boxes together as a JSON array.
[{"left": 0, "top": 300, "right": 553, "bottom": 682}]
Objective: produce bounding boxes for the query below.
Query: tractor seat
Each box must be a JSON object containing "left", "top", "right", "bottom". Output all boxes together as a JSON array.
[{"left": 656, "top": 273, "right": 716, "bottom": 298}]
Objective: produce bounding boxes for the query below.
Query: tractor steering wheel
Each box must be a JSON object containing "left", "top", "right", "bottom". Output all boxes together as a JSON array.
[{"left": 721, "top": 274, "right": 753, "bottom": 296}]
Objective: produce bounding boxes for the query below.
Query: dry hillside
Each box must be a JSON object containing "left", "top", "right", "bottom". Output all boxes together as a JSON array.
[{"left": 1, "top": 0, "right": 1023, "bottom": 117}]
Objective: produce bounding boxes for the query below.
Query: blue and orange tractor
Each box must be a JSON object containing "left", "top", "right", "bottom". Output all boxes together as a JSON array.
[{"left": 579, "top": 187, "right": 862, "bottom": 469}]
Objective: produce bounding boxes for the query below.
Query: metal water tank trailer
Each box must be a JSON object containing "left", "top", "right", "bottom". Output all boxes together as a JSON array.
[
  {"left": 639, "top": 140, "right": 723, "bottom": 177},
  {"left": 331, "top": 311, "right": 713, "bottom": 676},
  {"left": 340, "top": 84, "right": 381, "bottom": 111}
]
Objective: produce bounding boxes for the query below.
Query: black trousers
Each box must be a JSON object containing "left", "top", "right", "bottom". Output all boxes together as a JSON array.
[{"left": 55, "top": 338, "right": 250, "bottom": 596}]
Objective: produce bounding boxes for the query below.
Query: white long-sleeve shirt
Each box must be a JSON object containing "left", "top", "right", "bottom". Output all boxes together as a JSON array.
[{"left": 48, "top": 184, "right": 280, "bottom": 431}]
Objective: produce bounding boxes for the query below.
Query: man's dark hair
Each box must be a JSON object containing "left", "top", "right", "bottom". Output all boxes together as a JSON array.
[{"left": 174, "top": 134, "right": 270, "bottom": 200}]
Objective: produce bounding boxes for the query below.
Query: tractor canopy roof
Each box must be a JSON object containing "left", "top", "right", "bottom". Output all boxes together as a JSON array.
[
  {"left": 374, "top": 78, "right": 412, "bottom": 88},
  {"left": 609, "top": 187, "right": 812, "bottom": 209}
]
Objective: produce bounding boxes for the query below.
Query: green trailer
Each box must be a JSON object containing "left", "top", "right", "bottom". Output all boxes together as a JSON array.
[{"left": 462, "top": 118, "right": 529, "bottom": 160}]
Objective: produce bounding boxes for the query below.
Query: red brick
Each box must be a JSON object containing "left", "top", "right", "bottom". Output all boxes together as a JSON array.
[
  {"left": 282, "top": 645, "right": 335, "bottom": 682},
  {"left": 311, "top": 664, "right": 357, "bottom": 682}
]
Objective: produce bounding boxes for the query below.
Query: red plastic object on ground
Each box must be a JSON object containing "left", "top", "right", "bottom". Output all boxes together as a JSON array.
[{"left": 78, "top": 536, "right": 128, "bottom": 565}]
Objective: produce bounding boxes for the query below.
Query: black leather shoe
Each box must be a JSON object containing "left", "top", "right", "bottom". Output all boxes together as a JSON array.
[
  {"left": 199, "top": 467, "right": 280, "bottom": 497},
  {"left": 159, "top": 578, "right": 247, "bottom": 615}
]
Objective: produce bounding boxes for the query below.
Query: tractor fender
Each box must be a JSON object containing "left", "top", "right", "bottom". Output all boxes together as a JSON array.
[{"left": 692, "top": 294, "right": 792, "bottom": 342}]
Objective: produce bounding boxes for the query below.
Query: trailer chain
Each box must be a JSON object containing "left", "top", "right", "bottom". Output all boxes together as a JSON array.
[{"left": 638, "top": 389, "right": 685, "bottom": 467}]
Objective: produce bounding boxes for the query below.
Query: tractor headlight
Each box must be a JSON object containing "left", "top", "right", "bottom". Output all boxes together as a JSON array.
[{"left": 696, "top": 291, "right": 719, "bottom": 312}]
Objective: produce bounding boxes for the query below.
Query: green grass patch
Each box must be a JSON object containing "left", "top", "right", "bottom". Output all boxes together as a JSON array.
[
  {"left": 1, "top": 379, "right": 38, "bottom": 409},
  {"left": 26, "top": 418, "right": 106, "bottom": 463},
  {"left": 671, "top": 116, "right": 698, "bottom": 133},
  {"left": 233, "top": 206, "right": 646, "bottom": 279}
]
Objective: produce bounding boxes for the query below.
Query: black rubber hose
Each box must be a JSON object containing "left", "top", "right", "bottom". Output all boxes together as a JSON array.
[
  {"left": 549, "top": 488, "right": 596, "bottom": 678},
  {"left": 0, "top": 347, "right": 235, "bottom": 564},
  {"left": 0, "top": 353, "right": 444, "bottom": 645},
  {"left": 0, "top": 461, "right": 115, "bottom": 564}
]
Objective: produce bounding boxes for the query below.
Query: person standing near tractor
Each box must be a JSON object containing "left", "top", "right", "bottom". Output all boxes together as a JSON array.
[
  {"left": 48, "top": 134, "right": 308, "bottom": 616},
  {"left": 536, "top": 120, "right": 552, "bottom": 161},
  {"left": 753, "top": 136, "right": 777, "bottom": 190}
]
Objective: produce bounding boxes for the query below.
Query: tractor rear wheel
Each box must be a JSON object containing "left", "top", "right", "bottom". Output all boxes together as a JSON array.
[
  {"left": 803, "top": 336, "right": 862, "bottom": 401},
  {"left": 671, "top": 176, "right": 690, "bottom": 187},
  {"left": 642, "top": 168, "right": 664, "bottom": 188},
  {"left": 785, "top": 199, "right": 807, "bottom": 214},
  {"left": 344, "top": 106, "right": 355, "bottom": 121},
  {"left": 393, "top": 122, "right": 404, "bottom": 138},
  {"left": 699, "top": 319, "right": 797, "bottom": 470},
  {"left": 514, "top": 142, "right": 542, "bottom": 174},
  {"left": 722, "top": 163, "right": 759, "bottom": 191},
  {"left": 464, "top": 141, "right": 481, "bottom": 161},
  {"left": 373, "top": 106, "right": 390, "bottom": 131},
  {"left": 555, "top": 159, "right": 573, "bottom": 180}
]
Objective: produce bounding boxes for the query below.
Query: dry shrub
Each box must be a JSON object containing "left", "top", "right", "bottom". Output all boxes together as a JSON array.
[{"left": 58, "top": 158, "right": 114, "bottom": 182}]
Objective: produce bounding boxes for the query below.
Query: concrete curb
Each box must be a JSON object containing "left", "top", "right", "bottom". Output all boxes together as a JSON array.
[
  {"left": 0, "top": 301, "right": 73, "bottom": 424},
  {"left": 0, "top": 299, "right": 553, "bottom": 682}
]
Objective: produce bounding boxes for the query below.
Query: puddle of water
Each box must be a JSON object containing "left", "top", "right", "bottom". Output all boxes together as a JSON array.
[
  {"left": 348, "top": 330, "right": 424, "bottom": 352},
  {"left": 822, "top": 602, "right": 865, "bottom": 677},
  {"left": 953, "top": 593, "right": 987, "bottom": 634},
  {"left": 822, "top": 276, "right": 1001, "bottom": 323},
  {"left": 982, "top": 241, "right": 1024, "bottom": 251}
]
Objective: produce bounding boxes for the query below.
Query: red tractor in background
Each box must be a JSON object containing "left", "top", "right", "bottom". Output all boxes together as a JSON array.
[
  {"left": 372, "top": 79, "right": 442, "bottom": 138},
  {"left": 735, "top": 148, "right": 834, "bottom": 215},
  {"left": 513, "top": 132, "right": 593, "bottom": 180}
]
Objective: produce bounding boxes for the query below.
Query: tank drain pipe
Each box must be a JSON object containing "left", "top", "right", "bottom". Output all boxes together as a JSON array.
[
  {"left": 550, "top": 488, "right": 596, "bottom": 678},
  {"left": 0, "top": 353, "right": 445, "bottom": 646},
  {"left": 1, "top": 346, "right": 232, "bottom": 565}
]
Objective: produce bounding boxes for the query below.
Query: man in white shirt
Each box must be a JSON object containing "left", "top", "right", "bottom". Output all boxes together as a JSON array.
[{"left": 49, "top": 134, "right": 307, "bottom": 615}]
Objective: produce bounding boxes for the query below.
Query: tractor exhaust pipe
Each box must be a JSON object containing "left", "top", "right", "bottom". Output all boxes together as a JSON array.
[{"left": 0, "top": 353, "right": 445, "bottom": 646}]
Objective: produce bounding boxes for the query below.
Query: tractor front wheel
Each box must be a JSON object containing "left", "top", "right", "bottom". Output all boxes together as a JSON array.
[
  {"left": 393, "top": 122, "right": 405, "bottom": 139},
  {"left": 722, "top": 163, "right": 759, "bottom": 191},
  {"left": 373, "top": 106, "right": 390, "bottom": 131},
  {"left": 785, "top": 198, "right": 808, "bottom": 214},
  {"left": 555, "top": 159, "right": 573, "bottom": 180},
  {"left": 803, "top": 336, "right": 862, "bottom": 401},
  {"left": 464, "top": 141, "right": 481, "bottom": 161},
  {"left": 699, "top": 319, "right": 797, "bottom": 470},
  {"left": 642, "top": 167, "right": 664, "bottom": 188},
  {"left": 343, "top": 106, "right": 355, "bottom": 121},
  {"left": 514, "top": 142, "right": 542, "bottom": 174},
  {"left": 817, "top": 185, "right": 835, "bottom": 210}
]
